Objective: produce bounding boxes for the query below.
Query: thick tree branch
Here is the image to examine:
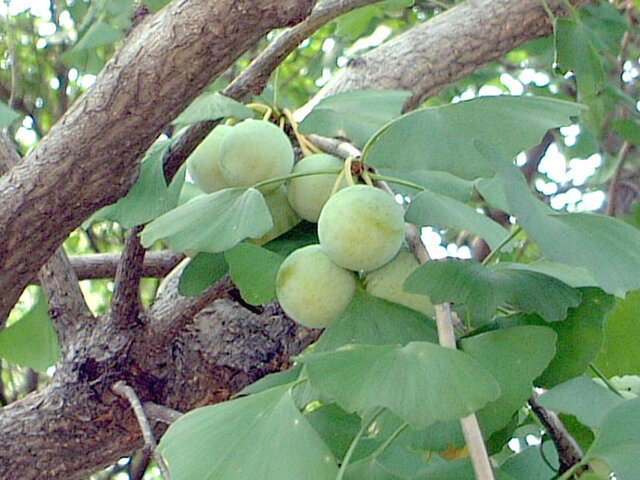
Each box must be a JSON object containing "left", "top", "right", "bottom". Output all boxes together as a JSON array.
[
  {"left": 110, "top": 226, "right": 145, "bottom": 329},
  {"left": 63, "top": 250, "right": 184, "bottom": 280},
  {"left": 0, "top": 0, "right": 316, "bottom": 326},
  {"left": 38, "top": 248, "right": 95, "bottom": 345},
  {"left": 296, "top": 0, "right": 590, "bottom": 118}
]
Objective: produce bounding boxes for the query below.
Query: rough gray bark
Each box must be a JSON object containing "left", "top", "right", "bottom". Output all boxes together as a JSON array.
[
  {"left": 0, "top": 0, "right": 315, "bottom": 326},
  {"left": 0, "top": 0, "right": 590, "bottom": 478},
  {"left": 297, "top": 0, "right": 590, "bottom": 118}
]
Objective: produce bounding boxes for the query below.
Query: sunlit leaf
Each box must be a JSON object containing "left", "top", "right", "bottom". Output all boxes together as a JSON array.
[
  {"left": 140, "top": 188, "right": 272, "bottom": 253},
  {"left": 158, "top": 386, "right": 338, "bottom": 480},
  {"left": 298, "top": 342, "right": 500, "bottom": 428},
  {"left": 0, "top": 288, "right": 60, "bottom": 372},
  {"left": 363, "top": 96, "right": 584, "bottom": 179},
  {"left": 299, "top": 90, "right": 411, "bottom": 147}
]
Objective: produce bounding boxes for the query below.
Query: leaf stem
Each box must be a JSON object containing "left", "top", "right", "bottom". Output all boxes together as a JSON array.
[
  {"left": 482, "top": 226, "right": 522, "bottom": 266},
  {"left": 372, "top": 422, "right": 409, "bottom": 460},
  {"left": 369, "top": 173, "right": 428, "bottom": 192},
  {"left": 589, "top": 363, "right": 625, "bottom": 398},
  {"left": 252, "top": 167, "right": 343, "bottom": 190},
  {"left": 335, "top": 407, "right": 385, "bottom": 480}
]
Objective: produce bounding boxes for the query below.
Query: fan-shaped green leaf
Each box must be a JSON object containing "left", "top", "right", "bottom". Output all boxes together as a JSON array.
[
  {"left": 313, "top": 290, "right": 437, "bottom": 352},
  {"left": 476, "top": 141, "right": 640, "bottom": 296},
  {"left": 460, "top": 326, "right": 557, "bottom": 436},
  {"left": 587, "top": 398, "right": 640, "bottom": 480},
  {"left": 363, "top": 96, "right": 584, "bottom": 179},
  {"left": 594, "top": 289, "right": 640, "bottom": 376},
  {"left": 406, "top": 191, "right": 509, "bottom": 250},
  {"left": 178, "top": 253, "right": 227, "bottom": 297},
  {"left": 405, "top": 260, "right": 580, "bottom": 323},
  {"left": 89, "top": 140, "right": 185, "bottom": 228},
  {"left": 537, "top": 376, "right": 624, "bottom": 429},
  {"left": 158, "top": 386, "right": 338, "bottom": 480},
  {"left": 225, "top": 242, "right": 283, "bottom": 305},
  {"left": 299, "top": 90, "right": 411, "bottom": 147},
  {"left": 140, "top": 188, "right": 272, "bottom": 253},
  {"left": 298, "top": 342, "right": 500, "bottom": 428},
  {"left": 0, "top": 288, "right": 60, "bottom": 372}
]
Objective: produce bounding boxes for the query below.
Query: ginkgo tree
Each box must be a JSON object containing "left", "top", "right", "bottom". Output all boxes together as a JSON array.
[{"left": 1, "top": 1, "right": 640, "bottom": 480}]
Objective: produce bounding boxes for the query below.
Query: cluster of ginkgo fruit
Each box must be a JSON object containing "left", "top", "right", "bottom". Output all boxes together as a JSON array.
[{"left": 187, "top": 118, "right": 432, "bottom": 329}]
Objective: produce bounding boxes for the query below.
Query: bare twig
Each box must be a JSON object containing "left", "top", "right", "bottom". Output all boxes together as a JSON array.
[
  {"left": 607, "top": 140, "right": 632, "bottom": 217},
  {"left": 112, "top": 381, "right": 171, "bottom": 480},
  {"left": 529, "top": 393, "right": 583, "bottom": 474},
  {"left": 143, "top": 401, "right": 184, "bottom": 424},
  {"left": 110, "top": 226, "right": 146, "bottom": 329},
  {"left": 66, "top": 250, "right": 184, "bottom": 280},
  {"left": 306, "top": 133, "right": 363, "bottom": 159}
]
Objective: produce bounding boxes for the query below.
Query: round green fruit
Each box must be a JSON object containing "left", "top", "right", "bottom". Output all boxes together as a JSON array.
[
  {"left": 286, "top": 153, "right": 344, "bottom": 222},
  {"left": 318, "top": 185, "right": 406, "bottom": 272},
  {"left": 363, "top": 249, "right": 434, "bottom": 316},
  {"left": 219, "top": 119, "right": 294, "bottom": 192},
  {"left": 276, "top": 245, "right": 356, "bottom": 328},
  {"left": 186, "top": 125, "right": 232, "bottom": 193}
]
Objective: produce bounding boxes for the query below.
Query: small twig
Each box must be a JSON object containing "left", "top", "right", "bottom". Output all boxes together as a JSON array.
[
  {"left": 607, "top": 141, "right": 632, "bottom": 217},
  {"left": 110, "top": 226, "right": 146, "bottom": 329},
  {"left": 405, "top": 224, "right": 495, "bottom": 480},
  {"left": 143, "top": 401, "right": 184, "bottom": 424},
  {"left": 305, "top": 133, "right": 363, "bottom": 159},
  {"left": 529, "top": 392, "right": 583, "bottom": 474},
  {"left": 112, "top": 381, "right": 171, "bottom": 480}
]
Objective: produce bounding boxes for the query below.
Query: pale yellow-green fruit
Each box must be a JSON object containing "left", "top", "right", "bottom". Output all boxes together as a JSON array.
[
  {"left": 219, "top": 119, "right": 294, "bottom": 192},
  {"left": 318, "top": 185, "right": 406, "bottom": 272},
  {"left": 186, "top": 125, "right": 232, "bottom": 193},
  {"left": 276, "top": 245, "right": 357, "bottom": 328},
  {"left": 250, "top": 185, "right": 301, "bottom": 246},
  {"left": 286, "top": 153, "right": 344, "bottom": 222},
  {"left": 363, "top": 249, "right": 434, "bottom": 316}
]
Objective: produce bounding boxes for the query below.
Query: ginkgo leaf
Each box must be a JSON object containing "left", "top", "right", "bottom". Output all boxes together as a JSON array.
[
  {"left": 405, "top": 260, "right": 580, "bottom": 323},
  {"left": 299, "top": 89, "right": 410, "bottom": 147},
  {"left": 298, "top": 342, "right": 500, "bottom": 428},
  {"left": 140, "top": 188, "right": 272, "bottom": 253},
  {"left": 363, "top": 96, "right": 584, "bottom": 179},
  {"left": 158, "top": 386, "right": 338, "bottom": 480}
]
